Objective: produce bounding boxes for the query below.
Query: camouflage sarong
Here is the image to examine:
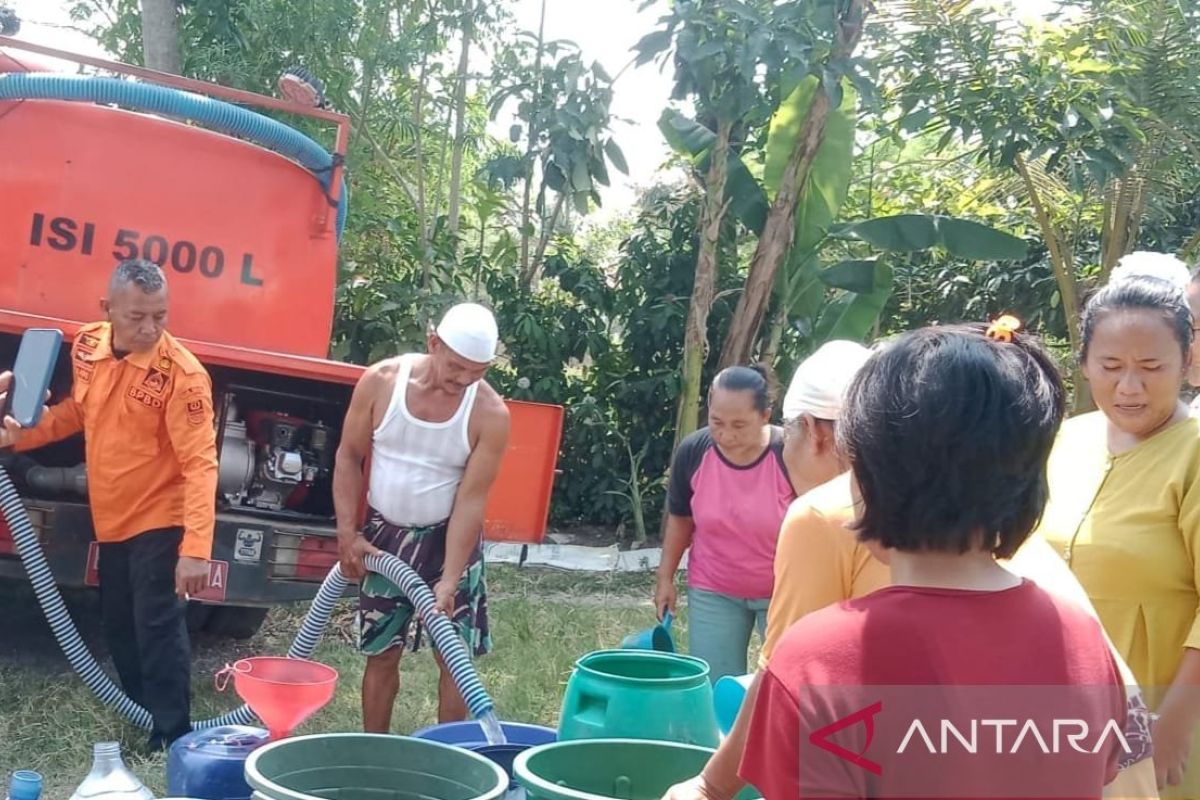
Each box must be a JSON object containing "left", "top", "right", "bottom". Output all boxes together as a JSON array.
[{"left": 356, "top": 508, "right": 492, "bottom": 658}]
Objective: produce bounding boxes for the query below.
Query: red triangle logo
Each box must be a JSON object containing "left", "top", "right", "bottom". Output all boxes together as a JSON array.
[{"left": 808, "top": 700, "right": 884, "bottom": 775}]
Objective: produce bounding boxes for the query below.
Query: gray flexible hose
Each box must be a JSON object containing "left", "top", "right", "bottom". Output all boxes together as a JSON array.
[{"left": 0, "top": 463, "right": 494, "bottom": 731}]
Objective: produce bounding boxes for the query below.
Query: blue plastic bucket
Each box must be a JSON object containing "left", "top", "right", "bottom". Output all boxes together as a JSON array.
[
  {"left": 620, "top": 611, "right": 674, "bottom": 652},
  {"left": 713, "top": 673, "right": 755, "bottom": 734},
  {"left": 412, "top": 721, "right": 558, "bottom": 789}
]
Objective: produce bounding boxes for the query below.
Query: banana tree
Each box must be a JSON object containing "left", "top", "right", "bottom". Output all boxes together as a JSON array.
[
  {"left": 661, "top": 77, "right": 1029, "bottom": 387},
  {"left": 759, "top": 75, "right": 859, "bottom": 363},
  {"left": 775, "top": 213, "right": 1031, "bottom": 357},
  {"left": 716, "top": 0, "right": 872, "bottom": 369},
  {"left": 635, "top": 0, "right": 786, "bottom": 450}
]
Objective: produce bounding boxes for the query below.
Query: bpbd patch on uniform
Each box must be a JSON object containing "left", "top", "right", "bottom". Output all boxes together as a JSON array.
[
  {"left": 73, "top": 338, "right": 97, "bottom": 382},
  {"left": 127, "top": 385, "right": 165, "bottom": 409},
  {"left": 142, "top": 368, "right": 169, "bottom": 395},
  {"left": 186, "top": 398, "right": 207, "bottom": 426}
]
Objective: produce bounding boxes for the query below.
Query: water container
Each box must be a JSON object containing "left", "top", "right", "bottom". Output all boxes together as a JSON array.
[
  {"left": 68, "top": 742, "right": 153, "bottom": 800},
  {"left": 244, "top": 733, "right": 508, "bottom": 800},
  {"left": 166, "top": 725, "right": 269, "bottom": 800},
  {"left": 558, "top": 651, "right": 720, "bottom": 747},
  {"left": 619, "top": 612, "right": 675, "bottom": 652},
  {"left": 713, "top": 673, "right": 756, "bottom": 735},
  {"left": 411, "top": 721, "right": 557, "bottom": 789},
  {"left": 513, "top": 739, "right": 761, "bottom": 800},
  {"left": 7, "top": 770, "right": 43, "bottom": 800}
]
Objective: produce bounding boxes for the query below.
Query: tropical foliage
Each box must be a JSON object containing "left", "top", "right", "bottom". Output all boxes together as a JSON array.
[{"left": 53, "top": 0, "right": 1200, "bottom": 535}]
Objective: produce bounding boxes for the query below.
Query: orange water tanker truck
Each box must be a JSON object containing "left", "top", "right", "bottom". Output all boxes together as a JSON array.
[{"left": 0, "top": 36, "right": 563, "bottom": 640}]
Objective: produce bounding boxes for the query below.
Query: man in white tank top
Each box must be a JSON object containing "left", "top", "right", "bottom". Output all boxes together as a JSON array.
[{"left": 333, "top": 303, "right": 511, "bottom": 732}]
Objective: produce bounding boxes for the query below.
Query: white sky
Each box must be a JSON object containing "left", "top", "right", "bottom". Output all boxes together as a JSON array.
[
  {"left": 503, "top": 0, "right": 677, "bottom": 220},
  {"left": 7, "top": 0, "right": 1053, "bottom": 221}
]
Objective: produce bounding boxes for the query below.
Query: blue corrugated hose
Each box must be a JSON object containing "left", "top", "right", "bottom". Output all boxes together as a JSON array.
[
  {"left": 0, "top": 73, "right": 348, "bottom": 240},
  {"left": 0, "top": 463, "right": 495, "bottom": 731}
]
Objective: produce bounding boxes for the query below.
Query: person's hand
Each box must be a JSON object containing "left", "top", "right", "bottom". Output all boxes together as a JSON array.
[
  {"left": 662, "top": 774, "right": 729, "bottom": 800},
  {"left": 433, "top": 577, "right": 457, "bottom": 617},
  {"left": 338, "top": 532, "right": 380, "bottom": 581},
  {"left": 654, "top": 577, "right": 677, "bottom": 621},
  {"left": 175, "top": 556, "right": 210, "bottom": 598},
  {"left": 1152, "top": 711, "right": 1193, "bottom": 789},
  {"left": 0, "top": 371, "right": 21, "bottom": 449},
  {"left": 0, "top": 370, "right": 50, "bottom": 449}
]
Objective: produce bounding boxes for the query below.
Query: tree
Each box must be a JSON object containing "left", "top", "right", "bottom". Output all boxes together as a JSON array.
[
  {"left": 662, "top": 82, "right": 1030, "bottom": 373},
  {"left": 139, "top": 0, "right": 180, "bottom": 73},
  {"left": 717, "top": 0, "right": 871, "bottom": 368},
  {"left": 490, "top": 29, "right": 626, "bottom": 287},
  {"left": 446, "top": 0, "right": 508, "bottom": 243},
  {"left": 880, "top": 0, "right": 1200, "bottom": 407},
  {"left": 635, "top": 0, "right": 780, "bottom": 447}
]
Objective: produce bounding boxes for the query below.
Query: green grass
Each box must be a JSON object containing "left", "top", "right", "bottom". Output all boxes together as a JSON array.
[{"left": 0, "top": 566, "right": 694, "bottom": 797}]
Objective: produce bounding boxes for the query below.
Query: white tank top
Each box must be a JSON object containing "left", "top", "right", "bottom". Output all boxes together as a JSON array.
[{"left": 367, "top": 355, "right": 478, "bottom": 526}]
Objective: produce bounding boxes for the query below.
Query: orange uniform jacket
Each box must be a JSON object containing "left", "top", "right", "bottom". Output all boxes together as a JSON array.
[{"left": 15, "top": 322, "right": 219, "bottom": 559}]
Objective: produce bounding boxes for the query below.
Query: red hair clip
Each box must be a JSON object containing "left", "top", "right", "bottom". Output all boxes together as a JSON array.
[{"left": 985, "top": 314, "right": 1023, "bottom": 343}]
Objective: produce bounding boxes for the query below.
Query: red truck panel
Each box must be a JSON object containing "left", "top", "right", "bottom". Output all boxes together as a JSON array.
[{"left": 0, "top": 98, "right": 339, "bottom": 360}]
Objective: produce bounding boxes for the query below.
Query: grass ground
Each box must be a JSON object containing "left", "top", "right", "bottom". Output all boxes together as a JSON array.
[{"left": 0, "top": 565, "right": 759, "bottom": 797}]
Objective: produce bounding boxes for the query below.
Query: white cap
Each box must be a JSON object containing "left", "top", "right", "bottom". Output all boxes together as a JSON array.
[
  {"left": 435, "top": 303, "right": 499, "bottom": 363},
  {"left": 783, "top": 340, "right": 873, "bottom": 421},
  {"left": 1110, "top": 251, "right": 1191, "bottom": 292}
]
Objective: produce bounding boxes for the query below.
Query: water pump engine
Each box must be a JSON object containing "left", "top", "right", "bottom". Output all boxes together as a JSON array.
[{"left": 219, "top": 405, "right": 334, "bottom": 513}]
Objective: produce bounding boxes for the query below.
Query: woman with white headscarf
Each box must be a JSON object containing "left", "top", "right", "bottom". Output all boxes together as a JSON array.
[{"left": 1109, "top": 251, "right": 1200, "bottom": 413}]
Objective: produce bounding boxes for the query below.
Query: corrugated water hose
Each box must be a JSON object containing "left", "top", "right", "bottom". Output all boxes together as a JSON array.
[
  {"left": 0, "top": 73, "right": 348, "bottom": 240},
  {"left": 0, "top": 463, "right": 495, "bottom": 731}
]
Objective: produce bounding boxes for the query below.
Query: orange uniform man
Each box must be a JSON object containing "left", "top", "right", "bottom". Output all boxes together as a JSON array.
[{"left": 0, "top": 259, "right": 217, "bottom": 750}]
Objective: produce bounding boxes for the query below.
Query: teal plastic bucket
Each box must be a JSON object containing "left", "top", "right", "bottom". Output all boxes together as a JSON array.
[
  {"left": 619, "top": 611, "right": 674, "bottom": 652},
  {"left": 514, "top": 739, "right": 761, "bottom": 800},
  {"left": 244, "top": 733, "right": 508, "bottom": 800},
  {"left": 558, "top": 650, "right": 719, "bottom": 747}
]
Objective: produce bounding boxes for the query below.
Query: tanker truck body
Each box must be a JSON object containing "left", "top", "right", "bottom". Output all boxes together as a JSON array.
[{"left": 0, "top": 38, "right": 562, "bottom": 638}]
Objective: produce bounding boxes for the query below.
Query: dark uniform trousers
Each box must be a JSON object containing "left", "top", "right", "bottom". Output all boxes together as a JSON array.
[{"left": 97, "top": 526, "right": 192, "bottom": 748}]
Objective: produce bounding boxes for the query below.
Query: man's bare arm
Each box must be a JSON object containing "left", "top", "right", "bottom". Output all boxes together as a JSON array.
[
  {"left": 333, "top": 364, "right": 386, "bottom": 579},
  {"left": 436, "top": 392, "right": 510, "bottom": 611}
]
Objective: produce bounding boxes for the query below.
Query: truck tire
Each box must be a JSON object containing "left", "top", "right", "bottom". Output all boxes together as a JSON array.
[{"left": 204, "top": 606, "right": 270, "bottom": 640}]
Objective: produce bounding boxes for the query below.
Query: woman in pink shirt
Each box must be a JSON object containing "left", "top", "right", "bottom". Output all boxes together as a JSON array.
[{"left": 654, "top": 365, "right": 796, "bottom": 682}]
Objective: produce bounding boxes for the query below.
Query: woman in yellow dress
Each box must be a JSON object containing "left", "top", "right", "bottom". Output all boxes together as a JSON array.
[{"left": 1041, "top": 273, "right": 1200, "bottom": 798}]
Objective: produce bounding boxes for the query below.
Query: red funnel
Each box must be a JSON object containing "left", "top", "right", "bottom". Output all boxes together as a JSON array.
[{"left": 221, "top": 657, "right": 338, "bottom": 740}]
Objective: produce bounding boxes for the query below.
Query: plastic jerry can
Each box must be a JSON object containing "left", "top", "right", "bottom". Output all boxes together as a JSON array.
[{"left": 167, "top": 725, "right": 269, "bottom": 800}]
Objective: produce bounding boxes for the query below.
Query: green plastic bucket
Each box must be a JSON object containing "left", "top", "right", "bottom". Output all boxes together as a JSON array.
[
  {"left": 244, "top": 733, "right": 508, "bottom": 800},
  {"left": 558, "top": 651, "right": 719, "bottom": 747},
  {"left": 514, "top": 739, "right": 761, "bottom": 800}
]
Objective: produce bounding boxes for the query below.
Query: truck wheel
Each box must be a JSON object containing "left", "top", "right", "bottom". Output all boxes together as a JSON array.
[{"left": 204, "top": 606, "right": 269, "bottom": 640}]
